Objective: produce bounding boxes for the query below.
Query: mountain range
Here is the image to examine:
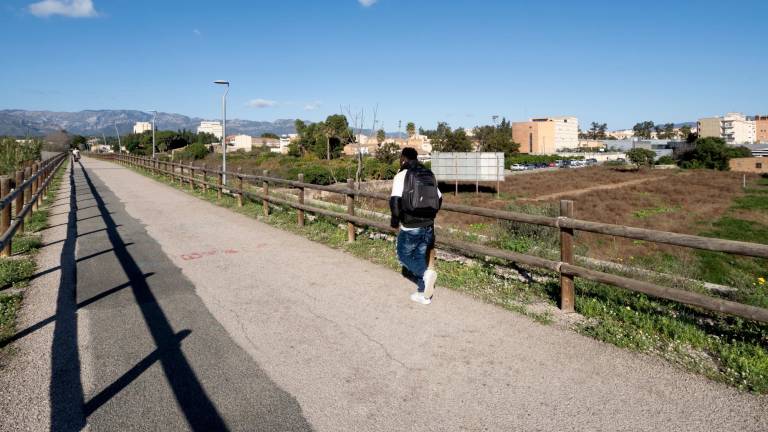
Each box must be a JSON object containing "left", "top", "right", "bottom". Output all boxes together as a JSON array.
[{"left": 0, "top": 109, "right": 300, "bottom": 137}]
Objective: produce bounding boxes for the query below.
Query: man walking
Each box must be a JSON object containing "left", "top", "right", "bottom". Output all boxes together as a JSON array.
[{"left": 390, "top": 147, "right": 441, "bottom": 304}]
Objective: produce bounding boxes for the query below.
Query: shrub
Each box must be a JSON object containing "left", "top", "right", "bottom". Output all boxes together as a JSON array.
[
  {"left": 0, "top": 258, "right": 35, "bottom": 288},
  {"left": 363, "top": 158, "right": 398, "bottom": 180},
  {"left": 655, "top": 155, "right": 675, "bottom": 165}
]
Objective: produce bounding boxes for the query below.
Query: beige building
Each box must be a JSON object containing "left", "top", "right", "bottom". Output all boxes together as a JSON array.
[
  {"left": 197, "top": 121, "right": 223, "bottom": 139},
  {"left": 729, "top": 157, "right": 768, "bottom": 173},
  {"left": 698, "top": 113, "right": 756, "bottom": 144},
  {"left": 133, "top": 121, "right": 152, "bottom": 134},
  {"left": 512, "top": 117, "right": 578, "bottom": 154},
  {"left": 756, "top": 115, "right": 768, "bottom": 143}
]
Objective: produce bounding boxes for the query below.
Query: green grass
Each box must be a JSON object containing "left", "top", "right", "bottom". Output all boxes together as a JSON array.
[
  {"left": 0, "top": 159, "right": 67, "bottom": 360},
  {"left": 575, "top": 278, "right": 768, "bottom": 393},
  {"left": 0, "top": 293, "right": 22, "bottom": 346},
  {"left": 733, "top": 194, "right": 768, "bottom": 211},
  {"left": 11, "top": 234, "right": 42, "bottom": 255},
  {"left": 632, "top": 205, "right": 680, "bottom": 219},
  {"left": 124, "top": 160, "right": 768, "bottom": 393}
]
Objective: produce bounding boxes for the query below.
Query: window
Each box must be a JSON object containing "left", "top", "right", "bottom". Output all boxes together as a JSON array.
[{"left": 757, "top": 163, "right": 763, "bottom": 169}]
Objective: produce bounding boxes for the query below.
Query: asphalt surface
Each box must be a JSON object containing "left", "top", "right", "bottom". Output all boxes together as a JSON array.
[{"left": 2, "top": 157, "right": 768, "bottom": 431}]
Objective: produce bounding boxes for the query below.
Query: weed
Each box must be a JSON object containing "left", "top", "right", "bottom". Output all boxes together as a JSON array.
[
  {"left": 0, "top": 293, "right": 22, "bottom": 346},
  {"left": 11, "top": 234, "right": 42, "bottom": 255},
  {"left": 632, "top": 205, "right": 680, "bottom": 219}
]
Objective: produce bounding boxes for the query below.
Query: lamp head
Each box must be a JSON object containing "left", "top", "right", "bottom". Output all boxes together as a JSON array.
[{"left": 214, "top": 80, "right": 230, "bottom": 85}]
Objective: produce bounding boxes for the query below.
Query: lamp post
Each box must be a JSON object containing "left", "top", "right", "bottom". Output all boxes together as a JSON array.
[
  {"left": 114, "top": 122, "right": 122, "bottom": 153},
  {"left": 214, "top": 80, "right": 230, "bottom": 184},
  {"left": 150, "top": 110, "right": 157, "bottom": 158}
]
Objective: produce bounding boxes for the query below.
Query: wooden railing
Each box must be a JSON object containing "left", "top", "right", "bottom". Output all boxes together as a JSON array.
[
  {"left": 0, "top": 153, "right": 67, "bottom": 256},
  {"left": 102, "top": 154, "right": 768, "bottom": 323}
]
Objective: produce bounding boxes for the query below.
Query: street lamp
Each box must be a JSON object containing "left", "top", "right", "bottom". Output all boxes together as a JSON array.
[
  {"left": 114, "top": 122, "right": 122, "bottom": 153},
  {"left": 214, "top": 80, "right": 230, "bottom": 184},
  {"left": 149, "top": 110, "right": 158, "bottom": 159}
]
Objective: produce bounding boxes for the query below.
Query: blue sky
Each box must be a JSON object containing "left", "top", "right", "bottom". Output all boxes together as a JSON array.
[{"left": 1, "top": 0, "right": 766, "bottom": 131}]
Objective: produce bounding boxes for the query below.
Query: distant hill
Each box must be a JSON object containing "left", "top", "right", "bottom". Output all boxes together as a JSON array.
[{"left": 0, "top": 109, "right": 300, "bottom": 137}]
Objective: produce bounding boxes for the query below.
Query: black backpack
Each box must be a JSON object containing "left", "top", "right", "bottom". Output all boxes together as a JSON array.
[{"left": 402, "top": 165, "right": 440, "bottom": 218}]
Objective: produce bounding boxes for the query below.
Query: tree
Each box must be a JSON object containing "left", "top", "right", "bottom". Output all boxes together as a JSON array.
[
  {"left": 661, "top": 123, "right": 675, "bottom": 139},
  {"left": 632, "top": 121, "right": 655, "bottom": 139},
  {"left": 679, "top": 125, "right": 692, "bottom": 140},
  {"left": 626, "top": 148, "right": 656, "bottom": 167},
  {"left": 376, "top": 129, "right": 386, "bottom": 146},
  {"left": 376, "top": 142, "right": 400, "bottom": 164},
  {"left": 474, "top": 118, "right": 519, "bottom": 155},
  {"left": 587, "top": 122, "right": 608, "bottom": 139},
  {"left": 72, "top": 135, "right": 87, "bottom": 149},
  {"left": 261, "top": 132, "right": 279, "bottom": 139},
  {"left": 678, "top": 137, "right": 749, "bottom": 170},
  {"left": 293, "top": 115, "right": 352, "bottom": 159},
  {"left": 406, "top": 122, "right": 416, "bottom": 138}
]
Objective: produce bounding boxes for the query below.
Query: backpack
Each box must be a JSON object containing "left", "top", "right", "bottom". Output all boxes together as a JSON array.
[{"left": 402, "top": 165, "right": 440, "bottom": 218}]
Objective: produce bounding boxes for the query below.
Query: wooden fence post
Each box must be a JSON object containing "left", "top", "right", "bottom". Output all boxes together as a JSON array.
[
  {"left": 1, "top": 176, "right": 11, "bottom": 257},
  {"left": 217, "top": 166, "right": 223, "bottom": 200},
  {"left": 190, "top": 163, "right": 196, "bottom": 190},
  {"left": 31, "top": 163, "right": 39, "bottom": 211},
  {"left": 297, "top": 173, "right": 305, "bottom": 227},
  {"left": 236, "top": 168, "right": 243, "bottom": 207},
  {"left": 202, "top": 164, "right": 208, "bottom": 194},
  {"left": 559, "top": 199, "right": 575, "bottom": 313},
  {"left": 23, "top": 167, "right": 32, "bottom": 225},
  {"left": 15, "top": 169, "right": 24, "bottom": 233},
  {"left": 346, "top": 178, "right": 355, "bottom": 242},
  {"left": 262, "top": 170, "right": 269, "bottom": 217}
]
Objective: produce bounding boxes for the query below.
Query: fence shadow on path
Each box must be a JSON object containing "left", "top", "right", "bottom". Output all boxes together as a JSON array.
[{"left": 46, "top": 162, "right": 231, "bottom": 432}]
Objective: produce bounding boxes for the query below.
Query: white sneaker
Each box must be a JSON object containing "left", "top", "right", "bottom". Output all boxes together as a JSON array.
[
  {"left": 410, "top": 292, "right": 432, "bottom": 305},
  {"left": 423, "top": 269, "right": 437, "bottom": 300}
]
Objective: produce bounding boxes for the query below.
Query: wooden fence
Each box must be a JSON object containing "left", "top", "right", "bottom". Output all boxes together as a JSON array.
[
  {"left": 0, "top": 153, "right": 67, "bottom": 256},
  {"left": 102, "top": 154, "right": 768, "bottom": 323}
]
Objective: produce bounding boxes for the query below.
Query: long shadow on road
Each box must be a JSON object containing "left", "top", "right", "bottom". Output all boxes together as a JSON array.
[
  {"left": 42, "top": 161, "right": 313, "bottom": 431},
  {"left": 76, "top": 162, "right": 229, "bottom": 430}
]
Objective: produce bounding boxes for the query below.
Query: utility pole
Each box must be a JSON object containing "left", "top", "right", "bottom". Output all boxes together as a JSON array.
[{"left": 114, "top": 122, "right": 122, "bottom": 153}]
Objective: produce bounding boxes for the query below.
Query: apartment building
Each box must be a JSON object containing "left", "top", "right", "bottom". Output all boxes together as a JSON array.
[
  {"left": 133, "top": 121, "right": 152, "bottom": 134},
  {"left": 756, "top": 115, "right": 768, "bottom": 143},
  {"left": 197, "top": 121, "right": 223, "bottom": 139},
  {"left": 698, "top": 113, "right": 756, "bottom": 145},
  {"left": 512, "top": 116, "right": 579, "bottom": 154}
]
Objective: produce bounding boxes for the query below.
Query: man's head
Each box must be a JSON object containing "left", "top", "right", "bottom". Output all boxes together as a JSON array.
[{"left": 400, "top": 147, "right": 418, "bottom": 166}]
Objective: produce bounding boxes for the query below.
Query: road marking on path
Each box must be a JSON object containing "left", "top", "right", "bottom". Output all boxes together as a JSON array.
[{"left": 181, "top": 248, "right": 241, "bottom": 261}]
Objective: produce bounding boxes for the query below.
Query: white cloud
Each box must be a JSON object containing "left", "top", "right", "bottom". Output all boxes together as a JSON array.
[
  {"left": 246, "top": 99, "right": 277, "bottom": 108},
  {"left": 304, "top": 101, "right": 322, "bottom": 111},
  {"left": 193, "top": 29, "right": 201, "bottom": 36},
  {"left": 358, "top": 0, "right": 377, "bottom": 7},
  {"left": 29, "top": 0, "right": 97, "bottom": 18}
]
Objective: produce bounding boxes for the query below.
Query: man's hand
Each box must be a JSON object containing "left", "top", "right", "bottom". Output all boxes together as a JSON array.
[{"left": 390, "top": 216, "right": 399, "bottom": 229}]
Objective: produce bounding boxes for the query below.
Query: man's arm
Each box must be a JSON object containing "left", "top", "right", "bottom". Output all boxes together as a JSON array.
[{"left": 389, "top": 171, "right": 406, "bottom": 228}]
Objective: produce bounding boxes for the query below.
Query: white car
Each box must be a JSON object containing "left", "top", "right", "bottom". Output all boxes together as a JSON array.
[{"left": 510, "top": 164, "right": 526, "bottom": 171}]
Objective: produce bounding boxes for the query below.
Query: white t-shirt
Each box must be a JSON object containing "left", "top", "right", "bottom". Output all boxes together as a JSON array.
[{"left": 390, "top": 168, "right": 441, "bottom": 230}]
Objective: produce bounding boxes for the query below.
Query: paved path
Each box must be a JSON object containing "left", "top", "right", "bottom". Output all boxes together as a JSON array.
[{"left": 2, "top": 158, "right": 767, "bottom": 431}]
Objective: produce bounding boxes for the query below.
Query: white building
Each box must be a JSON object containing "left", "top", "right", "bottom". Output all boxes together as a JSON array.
[
  {"left": 699, "top": 113, "right": 755, "bottom": 145},
  {"left": 197, "top": 121, "right": 223, "bottom": 139},
  {"left": 550, "top": 116, "right": 579, "bottom": 150},
  {"left": 229, "top": 134, "right": 253, "bottom": 151},
  {"left": 133, "top": 121, "right": 152, "bottom": 134}
]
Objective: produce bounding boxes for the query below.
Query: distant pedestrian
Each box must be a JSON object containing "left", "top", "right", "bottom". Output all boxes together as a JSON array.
[
  {"left": 390, "top": 147, "right": 442, "bottom": 304},
  {"left": 72, "top": 148, "right": 80, "bottom": 162}
]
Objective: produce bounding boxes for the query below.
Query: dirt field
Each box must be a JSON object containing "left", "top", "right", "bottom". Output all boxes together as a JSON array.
[{"left": 433, "top": 167, "right": 762, "bottom": 263}]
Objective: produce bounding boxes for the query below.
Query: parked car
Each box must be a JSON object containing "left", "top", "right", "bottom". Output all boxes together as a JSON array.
[
  {"left": 510, "top": 163, "right": 526, "bottom": 171},
  {"left": 586, "top": 158, "right": 598, "bottom": 166}
]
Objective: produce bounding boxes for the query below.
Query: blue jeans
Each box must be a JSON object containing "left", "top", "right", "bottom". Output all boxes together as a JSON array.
[{"left": 396, "top": 226, "right": 434, "bottom": 292}]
